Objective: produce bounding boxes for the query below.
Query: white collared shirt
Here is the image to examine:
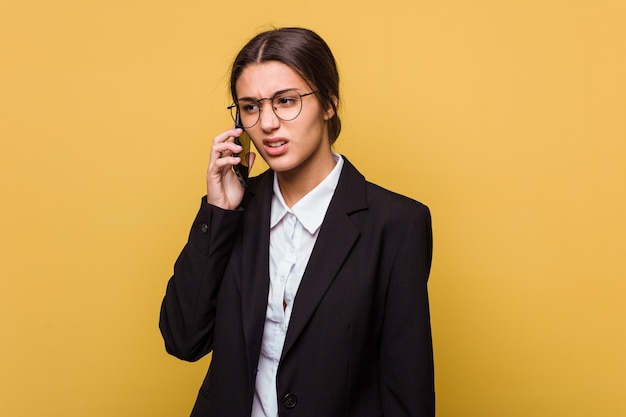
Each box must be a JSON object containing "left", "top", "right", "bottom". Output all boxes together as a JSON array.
[{"left": 251, "top": 154, "right": 344, "bottom": 417}]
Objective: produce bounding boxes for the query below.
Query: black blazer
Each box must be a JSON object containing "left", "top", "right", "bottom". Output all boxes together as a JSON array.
[{"left": 160, "top": 158, "right": 434, "bottom": 417}]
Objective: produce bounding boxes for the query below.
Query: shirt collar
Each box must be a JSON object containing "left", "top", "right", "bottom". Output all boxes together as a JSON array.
[{"left": 270, "top": 153, "right": 344, "bottom": 234}]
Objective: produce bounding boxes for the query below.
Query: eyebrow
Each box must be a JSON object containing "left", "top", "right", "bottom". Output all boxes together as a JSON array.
[{"left": 237, "top": 88, "right": 301, "bottom": 102}]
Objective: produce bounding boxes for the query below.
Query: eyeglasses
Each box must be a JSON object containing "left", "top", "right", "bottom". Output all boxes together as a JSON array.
[{"left": 227, "top": 89, "right": 318, "bottom": 129}]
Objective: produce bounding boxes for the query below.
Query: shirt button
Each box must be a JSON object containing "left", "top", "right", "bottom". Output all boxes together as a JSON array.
[
  {"left": 282, "top": 393, "right": 297, "bottom": 409},
  {"left": 279, "top": 275, "right": 286, "bottom": 283},
  {"left": 200, "top": 223, "right": 208, "bottom": 234}
]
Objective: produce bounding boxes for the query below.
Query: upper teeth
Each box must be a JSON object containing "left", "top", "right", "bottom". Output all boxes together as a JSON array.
[{"left": 268, "top": 141, "right": 285, "bottom": 148}]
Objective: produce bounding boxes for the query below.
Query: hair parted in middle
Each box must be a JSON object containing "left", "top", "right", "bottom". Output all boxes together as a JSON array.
[{"left": 229, "top": 27, "right": 341, "bottom": 144}]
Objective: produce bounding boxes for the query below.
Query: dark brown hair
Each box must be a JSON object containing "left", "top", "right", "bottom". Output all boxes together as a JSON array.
[{"left": 230, "top": 27, "right": 341, "bottom": 144}]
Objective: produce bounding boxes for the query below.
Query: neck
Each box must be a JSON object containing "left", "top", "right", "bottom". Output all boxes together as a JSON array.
[{"left": 276, "top": 152, "right": 336, "bottom": 207}]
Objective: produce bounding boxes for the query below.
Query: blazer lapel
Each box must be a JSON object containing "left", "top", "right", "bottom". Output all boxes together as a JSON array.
[
  {"left": 240, "top": 171, "right": 274, "bottom": 375},
  {"left": 281, "top": 158, "right": 368, "bottom": 359}
]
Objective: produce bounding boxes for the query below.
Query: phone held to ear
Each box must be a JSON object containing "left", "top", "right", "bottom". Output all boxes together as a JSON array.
[{"left": 233, "top": 109, "right": 250, "bottom": 188}]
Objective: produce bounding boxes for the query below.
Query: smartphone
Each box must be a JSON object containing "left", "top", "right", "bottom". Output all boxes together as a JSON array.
[{"left": 233, "top": 109, "right": 250, "bottom": 188}]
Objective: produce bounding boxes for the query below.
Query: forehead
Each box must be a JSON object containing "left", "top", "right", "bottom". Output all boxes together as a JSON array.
[{"left": 235, "top": 61, "right": 308, "bottom": 99}]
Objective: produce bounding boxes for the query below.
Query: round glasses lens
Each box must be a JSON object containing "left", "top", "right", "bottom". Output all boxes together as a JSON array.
[
  {"left": 272, "top": 91, "right": 303, "bottom": 121},
  {"left": 232, "top": 101, "right": 261, "bottom": 128}
]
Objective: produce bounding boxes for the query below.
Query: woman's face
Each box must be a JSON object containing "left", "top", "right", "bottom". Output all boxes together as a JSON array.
[{"left": 235, "top": 61, "right": 335, "bottom": 179}]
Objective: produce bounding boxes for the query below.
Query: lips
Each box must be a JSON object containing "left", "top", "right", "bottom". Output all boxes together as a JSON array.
[{"left": 263, "top": 138, "right": 288, "bottom": 156}]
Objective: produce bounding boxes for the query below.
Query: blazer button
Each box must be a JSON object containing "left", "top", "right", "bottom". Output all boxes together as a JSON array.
[
  {"left": 282, "top": 393, "right": 297, "bottom": 409},
  {"left": 200, "top": 223, "right": 208, "bottom": 234}
]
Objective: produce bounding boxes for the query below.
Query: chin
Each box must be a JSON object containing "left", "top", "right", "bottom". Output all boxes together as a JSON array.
[{"left": 267, "top": 159, "right": 299, "bottom": 174}]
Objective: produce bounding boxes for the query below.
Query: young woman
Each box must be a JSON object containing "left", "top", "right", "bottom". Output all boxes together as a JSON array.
[{"left": 160, "top": 27, "right": 435, "bottom": 417}]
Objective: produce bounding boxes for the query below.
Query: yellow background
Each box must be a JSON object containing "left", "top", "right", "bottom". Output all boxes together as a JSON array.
[{"left": 1, "top": 1, "right": 624, "bottom": 416}]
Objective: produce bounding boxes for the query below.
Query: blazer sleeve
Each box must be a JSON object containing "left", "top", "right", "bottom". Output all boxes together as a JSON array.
[
  {"left": 379, "top": 203, "right": 435, "bottom": 417},
  {"left": 159, "top": 197, "right": 243, "bottom": 362}
]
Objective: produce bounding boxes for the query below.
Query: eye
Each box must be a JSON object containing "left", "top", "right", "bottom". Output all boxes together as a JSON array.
[
  {"left": 274, "top": 94, "right": 299, "bottom": 107},
  {"left": 240, "top": 102, "right": 259, "bottom": 114}
]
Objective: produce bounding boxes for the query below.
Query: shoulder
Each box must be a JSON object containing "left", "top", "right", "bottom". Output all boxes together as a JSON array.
[
  {"left": 340, "top": 157, "right": 429, "bottom": 217},
  {"left": 363, "top": 181, "right": 431, "bottom": 230},
  {"left": 334, "top": 158, "right": 431, "bottom": 237},
  {"left": 365, "top": 181, "right": 429, "bottom": 212}
]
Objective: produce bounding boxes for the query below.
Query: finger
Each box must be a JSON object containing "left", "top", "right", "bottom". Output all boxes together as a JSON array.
[
  {"left": 212, "top": 131, "right": 243, "bottom": 153},
  {"left": 208, "top": 156, "right": 241, "bottom": 183},
  {"left": 213, "top": 127, "right": 242, "bottom": 142},
  {"left": 215, "top": 142, "right": 243, "bottom": 159},
  {"left": 211, "top": 143, "right": 242, "bottom": 162}
]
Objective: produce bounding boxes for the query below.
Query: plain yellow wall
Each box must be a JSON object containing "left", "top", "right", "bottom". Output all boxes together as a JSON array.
[{"left": 1, "top": 1, "right": 624, "bottom": 416}]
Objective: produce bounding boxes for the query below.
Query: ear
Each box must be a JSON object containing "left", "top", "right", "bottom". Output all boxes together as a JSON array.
[{"left": 323, "top": 94, "right": 338, "bottom": 121}]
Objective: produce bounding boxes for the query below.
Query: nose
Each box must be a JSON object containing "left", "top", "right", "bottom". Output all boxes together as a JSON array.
[{"left": 258, "top": 101, "right": 280, "bottom": 132}]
